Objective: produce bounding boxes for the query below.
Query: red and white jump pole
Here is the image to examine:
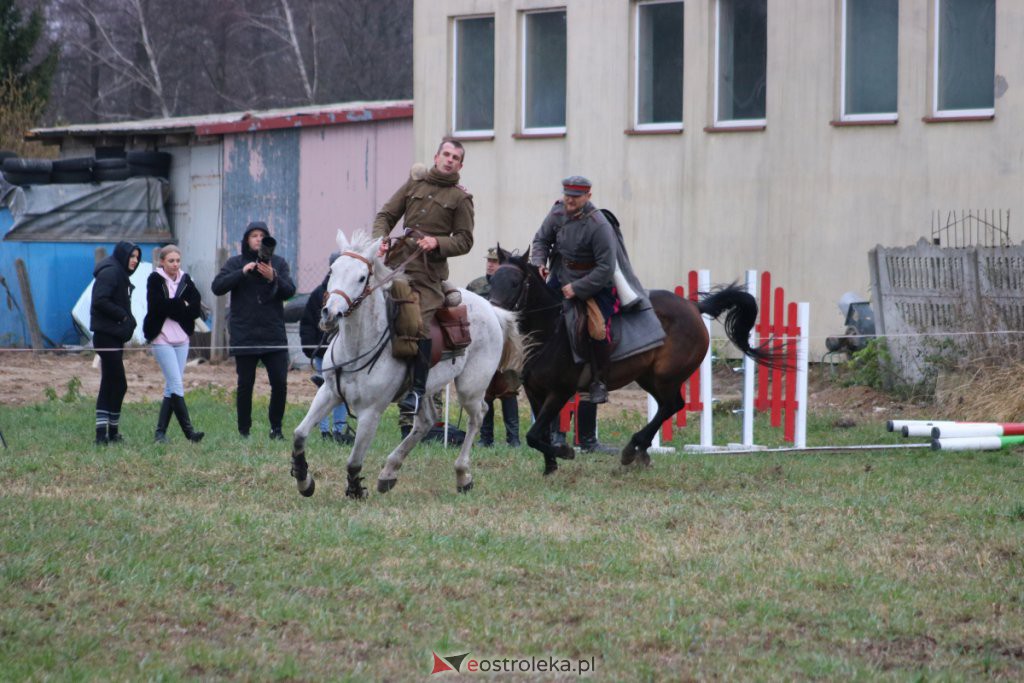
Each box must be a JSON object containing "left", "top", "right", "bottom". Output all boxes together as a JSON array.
[
  {"left": 932, "top": 435, "right": 1024, "bottom": 451},
  {"left": 930, "top": 422, "right": 1024, "bottom": 438}
]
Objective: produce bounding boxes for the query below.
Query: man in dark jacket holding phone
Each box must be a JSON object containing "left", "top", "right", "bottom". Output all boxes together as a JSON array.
[
  {"left": 212, "top": 221, "right": 296, "bottom": 439},
  {"left": 90, "top": 240, "right": 141, "bottom": 445}
]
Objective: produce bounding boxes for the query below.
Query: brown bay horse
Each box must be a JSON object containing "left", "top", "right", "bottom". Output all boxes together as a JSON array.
[{"left": 488, "top": 249, "right": 787, "bottom": 475}]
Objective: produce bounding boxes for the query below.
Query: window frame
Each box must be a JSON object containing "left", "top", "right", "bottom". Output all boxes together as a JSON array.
[
  {"left": 632, "top": 0, "right": 685, "bottom": 132},
  {"left": 931, "top": 0, "right": 996, "bottom": 119},
  {"left": 520, "top": 8, "right": 568, "bottom": 136},
  {"left": 840, "top": 0, "right": 899, "bottom": 123},
  {"left": 713, "top": 0, "right": 767, "bottom": 129},
  {"left": 451, "top": 14, "right": 496, "bottom": 137}
]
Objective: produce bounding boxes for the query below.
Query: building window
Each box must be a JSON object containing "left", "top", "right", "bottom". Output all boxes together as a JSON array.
[
  {"left": 934, "top": 0, "right": 995, "bottom": 116},
  {"left": 453, "top": 16, "right": 495, "bottom": 135},
  {"left": 714, "top": 0, "right": 767, "bottom": 126},
  {"left": 522, "top": 9, "right": 567, "bottom": 133},
  {"left": 842, "top": 0, "right": 898, "bottom": 121},
  {"left": 634, "top": 1, "right": 684, "bottom": 130}
]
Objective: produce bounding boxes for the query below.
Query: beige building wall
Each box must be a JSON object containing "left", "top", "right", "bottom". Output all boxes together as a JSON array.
[{"left": 413, "top": 1, "right": 1024, "bottom": 353}]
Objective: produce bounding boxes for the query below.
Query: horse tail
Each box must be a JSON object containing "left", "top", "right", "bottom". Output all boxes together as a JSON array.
[
  {"left": 697, "top": 284, "right": 791, "bottom": 370},
  {"left": 492, "top": 307, "right": 526, "bottom": 373}
]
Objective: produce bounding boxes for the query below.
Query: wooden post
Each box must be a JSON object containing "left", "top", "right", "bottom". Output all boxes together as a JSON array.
[
  {"left": 211, "top": 247, "right": 228, "bottom": 361},
  {"left": 14, "top": 258, "right": 44, "bottom": 350}
]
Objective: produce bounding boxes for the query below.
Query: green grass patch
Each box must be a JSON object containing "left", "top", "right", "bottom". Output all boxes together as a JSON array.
[{"left": 1, "top": 390, "right": 1022, "bottom": 680}]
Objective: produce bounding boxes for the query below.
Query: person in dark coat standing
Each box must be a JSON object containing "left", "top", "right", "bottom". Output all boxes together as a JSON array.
[
  {"left": 90, "top": 240, "right": 141, "bottom": 445},
  {"left": 211, "top": 220, "right": 297, "bottom": 439},
  {"left": 143, "top": 244, "right": 205, "bottom": 444},
  {"left": 300, "top": 251, "right": 352, "bottom": 444}
]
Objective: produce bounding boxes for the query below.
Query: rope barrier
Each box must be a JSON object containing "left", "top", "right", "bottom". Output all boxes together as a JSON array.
[{"left": 2, "top": 328, "right": 1024, "bottom": 354}]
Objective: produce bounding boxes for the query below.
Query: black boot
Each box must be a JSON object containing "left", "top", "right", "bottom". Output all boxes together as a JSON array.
[
  {"left": 170, "top": 394, "right": 205, "bottom": 443},
  {"left": 398, "top": 339, "right": 432, "bottom": 416},
  {"left": 478, "top": 400, "right": 495, "bottom": 446},
  {"left": 588, "top": 341, "right": 612, "bottom": 404},
  {"left": 549, "top": 420, "right": 568, "bottom": 447},
  {"left": 154, "top": 397, "right": 173, "bottom": 443},
  {"left": 577, "top": 400, "right": 617, "bottom": 454},
  {"left": 502, "top": 396, "right": 520, "bottom": 446}
]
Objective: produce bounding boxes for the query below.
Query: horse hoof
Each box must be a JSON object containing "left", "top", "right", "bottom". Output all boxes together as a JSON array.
[
  {"left": 636, "top": 451, "right": 652, "bottom": 467},
  {"left": 620, "top": 445, "right": 637, "bottom": 466},
  {"left": 555, "top": 445, "right": 576, "bottom": 460},
  {"left": 377, "top": 478, "right": 397, "bottom": 494},
  {"left": 297, "top": 476, "right": 315, "bottom": 497},
  {"left": 543, "top": 458, "right": 559, "bottom": 476},
  {"left": 457, "top": 480, "right": 474, "bottom": 494}
]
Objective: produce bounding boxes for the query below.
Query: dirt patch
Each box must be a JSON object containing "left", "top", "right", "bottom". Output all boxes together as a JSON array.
[
  {"left": 0, "top": 349, "right": 914, "bottom": 425},
  {"left": 0, "top": 349, "right": 322, "bottom": 407}
]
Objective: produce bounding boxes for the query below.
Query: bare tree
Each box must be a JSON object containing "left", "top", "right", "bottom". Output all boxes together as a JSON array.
[{"left": 43, "top": 0, "right": 412, "bottom": 124}]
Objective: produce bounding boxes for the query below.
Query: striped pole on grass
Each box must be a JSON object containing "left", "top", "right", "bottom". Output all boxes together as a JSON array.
[
  {"left": 931, "top": 423, "right": 1024, "bottom": 438},
  {"left": 932, "top": 435, "right": 1024, "bottom": 451}
]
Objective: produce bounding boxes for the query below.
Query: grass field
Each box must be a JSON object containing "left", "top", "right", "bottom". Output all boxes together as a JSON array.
[{"left": 1, "top": 387, "right": 1023, "bottom": 680}]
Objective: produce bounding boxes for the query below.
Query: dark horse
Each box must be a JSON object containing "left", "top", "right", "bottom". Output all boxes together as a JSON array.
[{"left": 489, "top": 249, "right": 787, "bottom": 475}]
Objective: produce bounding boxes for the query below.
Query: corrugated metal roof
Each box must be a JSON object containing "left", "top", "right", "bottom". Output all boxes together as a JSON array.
[{"left": 28, "top": 100, "right": 413, "bottom": 139}]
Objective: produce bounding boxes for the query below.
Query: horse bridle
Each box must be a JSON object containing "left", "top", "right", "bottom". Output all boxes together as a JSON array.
[
  {"left": 495, "top": 262, "right": 561, "bottom": 315},
  {"left": 328, "top": 251, "right": 375, "bottom": 317}
]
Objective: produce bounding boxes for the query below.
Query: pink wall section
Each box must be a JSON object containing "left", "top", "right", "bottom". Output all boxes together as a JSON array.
[{"left": 296, "top": 119, "right": 413, "bottom": 291}]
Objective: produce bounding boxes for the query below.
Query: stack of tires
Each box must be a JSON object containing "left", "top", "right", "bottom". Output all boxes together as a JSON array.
[
  {"left": 127, "top": 151, "right": 172, "bottom": 179},
  {"left": 0, "top": 150, "right": 172, "bottom": 187},
  {"left": 2, "top": 157, "right": 53, "bottom": 186}
]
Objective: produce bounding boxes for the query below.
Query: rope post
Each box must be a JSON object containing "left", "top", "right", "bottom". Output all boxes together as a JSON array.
[
  {"left": 795, "top": 302, "right": 809, "bottom": 448},
  {"left": 742, "top": 270, "right": 757, "bottom": 447},
  {"left": 698, "top": 269, "right": 713, "bottom": 448}
]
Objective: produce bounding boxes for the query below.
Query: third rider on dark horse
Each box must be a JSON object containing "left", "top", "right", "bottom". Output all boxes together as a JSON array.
[{"left": 530, "top": 175, "right": 648, "bottom": 404}]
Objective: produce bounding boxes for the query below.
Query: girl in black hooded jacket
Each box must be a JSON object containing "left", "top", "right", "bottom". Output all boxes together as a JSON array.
[{"left": 90, "top": 240, "right": 141, "bottom": 445}]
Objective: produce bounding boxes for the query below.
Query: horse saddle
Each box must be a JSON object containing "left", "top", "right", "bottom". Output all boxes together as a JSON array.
[
  {"left": 428, "top": 304, "right": 471, "bottom": 366},
  {"left": 565, "top": 299, "right": 665, "bottom": 364}
]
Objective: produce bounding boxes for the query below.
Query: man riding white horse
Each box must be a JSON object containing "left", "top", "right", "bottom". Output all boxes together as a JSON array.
[{"left": 373, "top": 139, "right": 474, "bottom": 416}]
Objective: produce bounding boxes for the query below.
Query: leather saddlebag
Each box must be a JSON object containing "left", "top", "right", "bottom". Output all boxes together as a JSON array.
[{"left": 436, "top": 304, "right": 471, "bottom": 349}]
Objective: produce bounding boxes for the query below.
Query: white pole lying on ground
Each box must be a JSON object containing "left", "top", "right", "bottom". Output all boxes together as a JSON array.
[{"left": 887, "top": 419, "right": 957, "bottom": 433}]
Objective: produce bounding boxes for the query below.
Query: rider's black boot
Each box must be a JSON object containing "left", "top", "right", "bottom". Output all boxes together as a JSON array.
[
  {"left": 398, "top": 338, "right": 432, "bottom": 416},
  {"left": 588, "top": 341, "right": 612, "bottom": 405}
]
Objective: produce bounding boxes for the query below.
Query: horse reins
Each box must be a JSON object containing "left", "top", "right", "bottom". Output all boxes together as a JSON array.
[
  {"left": 495, "top": 262, "right": 562, "bottom": 315},
  {"left": 327, "top": 241, "right": 425, "bottom": 318}
]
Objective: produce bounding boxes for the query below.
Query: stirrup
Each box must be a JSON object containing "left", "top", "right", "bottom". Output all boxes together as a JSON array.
[
  {"left": 589, "top": 382, "right": 609, "bottom": 405},
  {"left": 398, "top": 391, "right": 422, "bottom": 416}
]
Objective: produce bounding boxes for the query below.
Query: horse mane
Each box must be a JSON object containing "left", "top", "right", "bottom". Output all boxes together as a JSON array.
[{"left": 341, "top": 229, "right": 395, "bottom": 283}]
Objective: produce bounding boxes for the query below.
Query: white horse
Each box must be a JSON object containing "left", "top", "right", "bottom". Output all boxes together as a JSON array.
[{"left": 289, "top": 229, "right": 523, "bottom": 497}]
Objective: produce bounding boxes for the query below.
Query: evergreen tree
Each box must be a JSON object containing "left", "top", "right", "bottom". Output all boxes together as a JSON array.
[{"left": 0, "top": 0, "right": 59, "bottom": 106}]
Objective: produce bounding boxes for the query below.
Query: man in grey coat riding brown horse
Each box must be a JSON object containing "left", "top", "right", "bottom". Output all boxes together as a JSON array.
[{"left": 530, "top": 176, "right": 648, "bottom": 405}]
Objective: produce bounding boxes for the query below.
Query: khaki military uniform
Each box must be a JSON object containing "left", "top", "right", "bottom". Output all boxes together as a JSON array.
[
  {"left": 373, "top": 168, "right": 474, "bottom": 336},
  {"left": 466, "top": 275, "right": 490, "bottom": 299}
]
